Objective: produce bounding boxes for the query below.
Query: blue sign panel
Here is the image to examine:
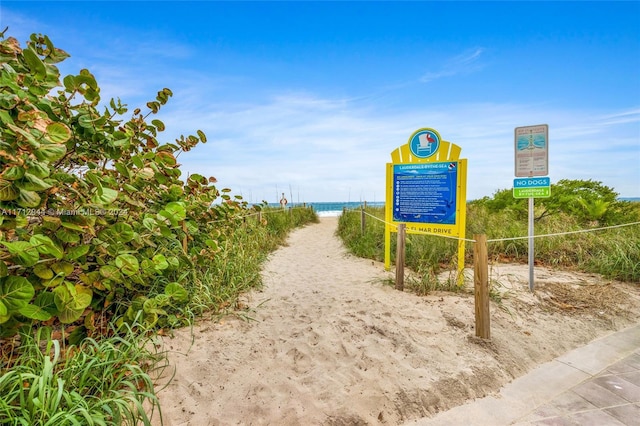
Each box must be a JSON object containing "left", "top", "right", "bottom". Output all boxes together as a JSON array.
[
  {"left": 513, "top": 177, "right": 550, "bottom": 188},
  {"left": 393, "top": 162, "right": 458, "bottom": 224}
]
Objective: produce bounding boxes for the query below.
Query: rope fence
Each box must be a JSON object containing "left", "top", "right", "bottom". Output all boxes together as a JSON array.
[
  {"left": 343, "top": 206, "right": 640, "bottom": 340},
  {"left": 347, "top": 207, "right": 640, "bottom": 244}
]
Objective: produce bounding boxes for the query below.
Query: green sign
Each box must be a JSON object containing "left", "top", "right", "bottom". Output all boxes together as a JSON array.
[{"left": 513, "top": 187, "right": 550, "bottom": 199}]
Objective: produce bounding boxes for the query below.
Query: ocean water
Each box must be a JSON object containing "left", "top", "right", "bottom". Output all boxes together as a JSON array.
[
  {"left": 266, "top": 198, "right": 638, "bottom": 218},
  {"left": 268, "top": 201, "right": 385, "bottom": 217}
]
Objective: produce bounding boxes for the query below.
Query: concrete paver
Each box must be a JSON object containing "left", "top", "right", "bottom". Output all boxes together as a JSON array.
[{"left": 405, "top": 324, "right": 640, "bottom": 426}]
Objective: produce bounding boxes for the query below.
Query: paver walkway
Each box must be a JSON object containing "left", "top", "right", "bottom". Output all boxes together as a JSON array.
[{"left": 407, "top": 324, "right": 640, "bottom": 425}]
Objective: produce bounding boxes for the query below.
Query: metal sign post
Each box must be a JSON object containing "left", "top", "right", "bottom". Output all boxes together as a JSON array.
[{"left": 514, "top": 125, "right": 549, "bottom": 292}]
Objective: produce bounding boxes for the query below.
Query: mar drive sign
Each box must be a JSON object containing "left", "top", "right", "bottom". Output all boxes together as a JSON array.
[{"left": 385, "top": 128, "right": 468, "bottom": 278}]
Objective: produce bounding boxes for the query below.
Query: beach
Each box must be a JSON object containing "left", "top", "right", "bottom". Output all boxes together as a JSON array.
[{"left": 152, "top": 217, "right": 640, "bottom": 425}]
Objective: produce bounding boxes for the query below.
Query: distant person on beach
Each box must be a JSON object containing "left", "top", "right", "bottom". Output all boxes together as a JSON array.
[{"left": 280, "top": 193, "right": 288, "bottom": 209}]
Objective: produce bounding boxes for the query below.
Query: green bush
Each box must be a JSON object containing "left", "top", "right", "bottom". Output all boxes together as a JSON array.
[{"left": 338, "top": 199, "right": 640, "bottom": 285}]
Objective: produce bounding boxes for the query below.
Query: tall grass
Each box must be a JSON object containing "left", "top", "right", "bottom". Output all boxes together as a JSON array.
[
  {"left": 1, "top": 206, "right": 318, "bottom": 424},
  {"left": 0, "top": 325, "right": 166, "bottom": 425},
  {"left": 337, "top": 204, "right": 640, "bottom": 285},
  {"left": 184, "top": 206, "right": 318, "bottom": 318}
]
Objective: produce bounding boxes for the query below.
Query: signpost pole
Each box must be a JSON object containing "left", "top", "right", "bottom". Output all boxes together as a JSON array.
[{"left": 528, "top": 197, "right": 534, "bottom": 291}]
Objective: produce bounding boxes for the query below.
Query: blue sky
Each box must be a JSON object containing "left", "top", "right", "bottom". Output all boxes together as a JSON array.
[{"left": 2, "top": 1, "right": 639, "bottom": 203}]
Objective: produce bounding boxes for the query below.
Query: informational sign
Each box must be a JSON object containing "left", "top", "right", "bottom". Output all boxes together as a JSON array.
[
  {"left": 393, "top": 162, "right": 458, "bottom": 224},
  {"left": 515, "top": 124, "right": 549, "bottom": 177},
  {"left": 513, "top": 177, "right": 551, "bottom": 199},
  {"left": 385, "top": 128, "right": 468, "bottom": 278}
]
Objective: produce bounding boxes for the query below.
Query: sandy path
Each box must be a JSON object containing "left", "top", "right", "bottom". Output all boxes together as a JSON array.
[{"left": 153, "top": 217, "right": 640, "bottom": 425}]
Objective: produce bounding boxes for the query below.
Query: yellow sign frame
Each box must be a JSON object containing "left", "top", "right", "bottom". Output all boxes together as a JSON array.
[{"left": 384, "top": 128, "right": 468, "bottom": 281}]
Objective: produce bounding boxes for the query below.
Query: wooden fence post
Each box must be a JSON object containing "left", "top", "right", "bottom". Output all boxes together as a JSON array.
[
  {"left": 395, "top": 224, "right": 406, "bottom": 291},
  {"left": 361, "top": 205, "right": 365, "bottom": 235},
  {"left": 474, "top": 234, "right": 490, "bottom": 339},
  {"left": 182, "top": 221, "right": 188, "bottom": 254}
]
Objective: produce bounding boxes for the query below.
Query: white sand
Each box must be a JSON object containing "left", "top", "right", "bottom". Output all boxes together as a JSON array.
[{"left": 152, "top": 217, "right": 640, "bottom": 425}]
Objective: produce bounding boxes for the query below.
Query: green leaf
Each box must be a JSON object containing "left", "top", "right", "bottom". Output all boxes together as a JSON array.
[
  {"left": 18, "top": 303, "right": 52, "bottom": 321},
  {"left": 16, "top": 189, "right": 41, "bottom": 208},
  {"left": 55, "top": 228, "right": 81, "bottom": 243},
  {"left": 65, "top": 245, "right": 90, "bottom": 260},
  {"left": 0, "top": 93, "right": 19, "bottom": 109},
  {"left": 85, "top": 171, "right": 103, "bottom": 195},
  {"left": 42, "top": 276, "right": 64, "bottom": 288},
  {"left": 60, "top": 221, "right": 84, "bottom": 232},
  {"left": 156, "top": 151, "right": 176, "bottom": 166},
  {"left": 51, "top": 261, "right": 74, "bottom": 276},
  {"left": 0, "top": 276, "right": 35, "bottom": 311},
  {"left": 25, "top": 161, "right": 50, "bottom": 178},
  {"left": 63, "top": 75, "right": 75, "bottom": 91},
  {"left": 143, "top": 298, "right": 166, "bottom": 315},
  {"left": 78, "top": 114, "right": 94, "bottom": 129},
  {"left": 2, "top": 167, "right": 26, "bottom": 181},
  {"left": 0, "top": 179, "right": 19, "bottom": 201},
  {"left": 53, "top": 282, "right": 92, "bottom": 324},
  {"left": 164, "top": 201, "right": 186, "bottom": 221},
  {"left": 29, "top": 234, "right": 64, "bottom": 259},
  {"left": 23, "top": 47, "right": 47, "bottom": 79},
  {"left": 115, "top": 254, "right": 139, "bottom": 276},
  {"left": 15, "top": 173, "right": 51, "bottom": 191},
  {"left": 151, "top": 119, "right": 165, "bottom": 131},
  {"left": 168, "top": 256, "right": 180, "bottom": 269},
  {"left": 77, "top": 69, "right": 98, "bottom": 89},
  {"left": 165, "top": 282, "right": 188, "bottom": 302},
  {"left": 99, "top": 265, "right": 122, "bottom": 281},
  {"left": 35, "top": 143, "right": 67, "bottom": 162},
  {"left": 19, "top": 173, "right": 51, "bottom": 192},
  {"left": 33, "top": 263, "right": 54, "bottom": 279},
  {"left": 112, "top": 222, "right": 134, "bottom": 243},
  {"left": 152, "top": 254, "right": 168, "bottom": 270},
  {"left": 146, "top": 101, "right": 160, "bottom": 113},
  {"left": 45, "top": 122, "right": 71, "bottom": 144},
  {"left": 205, "top": 239, "right": 220, "bottom": 251},
  {"left": 0, "top": 241, "right": 39, "bottom": 266},
  {"left": 131, "top": 155, "right": 144, "bottom": 169},
  {"left": 33, "top": 292, "right": 57, "bottom": 315},
  {"left": 114, "top": 163, "right": 130, "bottom": 178},
  {"left": 91, "top": 187, "right": 118, "bottom": 205},
  {"left": 197, "top": 130, "right": 207, "bottom": 143},
  {"left": 0, "top": 260, "right": 8, "bottom": 278},
  {"left": 142, "top": 217, "right": 157, "bottom": 231}
]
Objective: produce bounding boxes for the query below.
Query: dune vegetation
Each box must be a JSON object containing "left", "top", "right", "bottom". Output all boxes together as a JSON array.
[
  {"left": 338, "top": 180, "right": 640, "bottom": 295},
  {"left": 0, "top": 32, "right": 317, "bottom": 424}
]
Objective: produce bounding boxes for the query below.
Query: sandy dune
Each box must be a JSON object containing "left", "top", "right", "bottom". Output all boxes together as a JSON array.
[{"left": 152, "top": 217, "right": 640, "bottom": 425}]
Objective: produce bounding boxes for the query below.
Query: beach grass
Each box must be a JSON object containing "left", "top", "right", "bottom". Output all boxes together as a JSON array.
[
  {"left": 337, "top": 203, "right": 640, "bottom": 286},
  {"left": 0, "top": 205, "right": 318, "bottom": 425}
]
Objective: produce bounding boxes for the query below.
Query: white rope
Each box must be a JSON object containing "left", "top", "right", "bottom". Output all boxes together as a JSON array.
[
  {"left": 353, "top": 209, "right": 640, "bottom": 244},
  {"left": 486, "top": 221, "right": 640, "bottom": 243}
]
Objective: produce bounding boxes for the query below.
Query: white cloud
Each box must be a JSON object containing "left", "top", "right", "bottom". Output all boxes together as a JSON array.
[
  {"left": 420, "top": 48, "right": 486, "bottom": 83},
  {"left": 158, "top": 90, "right": 639, "bottom": 202}
]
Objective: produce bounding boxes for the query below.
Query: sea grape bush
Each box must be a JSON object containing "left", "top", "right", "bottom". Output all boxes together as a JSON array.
[{"left": 0, "top": 32, "right": 248, "bottom": 339}]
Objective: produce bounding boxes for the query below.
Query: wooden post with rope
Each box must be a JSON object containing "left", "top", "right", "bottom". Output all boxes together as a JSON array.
[{"left": 474, "top": 234, "right": 490, "bottom": 339}]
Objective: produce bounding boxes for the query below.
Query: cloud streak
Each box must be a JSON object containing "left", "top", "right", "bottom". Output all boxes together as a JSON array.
[{"left": 420, "top": 48, "right": 486, "bottom": 83}]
